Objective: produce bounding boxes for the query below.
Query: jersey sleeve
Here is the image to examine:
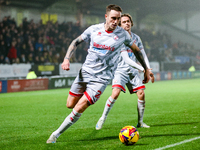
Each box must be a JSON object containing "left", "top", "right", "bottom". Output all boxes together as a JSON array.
[
  {"left": 123, "top": 31, "right": 134, "bottom": 47},
  {"left": 137, "top": 36, "right": 144, "bottom": 50},
  {"left": 135, "top": 34, "right": 151, "bottom": 69},
  {"left": 81, "top": 25, "right": 92, "bottom": 42},
  {"left": 119, "top": 44, "right": 127, "bottom": 53}
]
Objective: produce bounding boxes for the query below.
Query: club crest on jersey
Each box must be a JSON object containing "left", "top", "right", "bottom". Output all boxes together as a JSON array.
[
  {"left": 113, "top": 35, "right": 119, "bottom": 40},
  {"left": 114, "top": 79, "right": 118, "bottom": 83},
  {"left": 97, "top": 32, "right": 101, "bottom": 36}
]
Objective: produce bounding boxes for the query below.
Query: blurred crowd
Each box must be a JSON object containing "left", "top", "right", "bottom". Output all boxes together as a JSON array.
[
  {"left": 0, "top": 15, "right": 200, "bottom": 67},
  {"left": 0, "top": 16, "right": 88, "bottom": 64},
  {"left": 134, "top": 29, "right": 199, "bottom": 64}
]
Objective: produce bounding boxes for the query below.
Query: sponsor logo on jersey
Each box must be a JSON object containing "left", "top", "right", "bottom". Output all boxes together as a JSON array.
[
  {"left": 114, "top": 79, "right": 118, "bottom": 83},
  {"left": 127, "top": 49, "right": 133, "bottom": 57},
  {"left": 93, "top": 42, "right": 115, "bottom": 51}
]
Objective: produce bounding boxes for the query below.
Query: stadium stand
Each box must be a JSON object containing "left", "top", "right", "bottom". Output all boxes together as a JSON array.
[{"left": 0, "top": 15, "right": 199, "bottom": 71}]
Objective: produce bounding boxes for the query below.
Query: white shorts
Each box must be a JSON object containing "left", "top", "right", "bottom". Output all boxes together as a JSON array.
[
  {"left": 112, "top": 72, "right": 145, "bottom": 94},
  {"left": 69, "top": 69, "right": 108, "bottom": 105}
]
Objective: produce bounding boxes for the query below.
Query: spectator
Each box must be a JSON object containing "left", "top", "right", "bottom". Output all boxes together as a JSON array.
[
  {"left": 43, "top": 50, "right": 51, "bottom": 63},
  {"left": 35, "top": 37, "right": 43, "bottom": 52},
  {"left": 27, "top": 53, "right": 34, "bottom": 64},
  {"left": 26, "top": 68, "right": 37, "bottom": 79},
  {"left": 4, "top": 57, "right": 10, "bottom": 64},
  {"left": 7, "top": 41, "right": 17, "bottom": 64},
  {"left": 15, "top": 57, "right": 20, "bottom": 64},
  {"left": 0, "top": 54, "right": 5, "bottom": 64},
  {"left": 40, "top": 56, "right": 45, "bottom": 64},
  {"left": 0, "top": 40, "right": 7, "bottom": 57},
  {"left": 19, "top": 54, "right": 27, "bottom": 63},
  {"left": 195, "top": 51, "right": 200, "bottom": 65},
  {"left": 34, "top": 55, "right": 40, "bottom": 64}
]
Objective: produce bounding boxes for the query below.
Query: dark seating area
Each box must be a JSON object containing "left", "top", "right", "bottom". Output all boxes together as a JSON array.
[{"left": 0, "top": 16, "right": 199, "bottom": 70}]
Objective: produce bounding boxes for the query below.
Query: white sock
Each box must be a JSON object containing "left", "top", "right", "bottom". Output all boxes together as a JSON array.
[
  {"left": 137, "top": 99, "right": 145, "bottom": 124},
  {"left": 53, "top": 109, "right": 82, "bottom": 138},
  {"left": 101, "top": 96, "right": 116, "bottom": 119}
]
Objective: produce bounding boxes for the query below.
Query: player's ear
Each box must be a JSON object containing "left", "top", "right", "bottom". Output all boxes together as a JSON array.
[{"left": 105, "top": 14, "right": 107, "bottom": 20}]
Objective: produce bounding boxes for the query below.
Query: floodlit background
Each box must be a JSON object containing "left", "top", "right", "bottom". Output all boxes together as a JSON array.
[{"left": 0, "top": 0, "right": 200, "bottom": 79}]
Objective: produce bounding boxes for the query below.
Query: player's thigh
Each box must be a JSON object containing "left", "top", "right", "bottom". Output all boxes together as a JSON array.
[
  {"left": 112, "top": 73, "right": 127, "bottom": 93},
  {"left": 67, "top": 76, "right": 86, "bottom": 108},
  {"left": 126, "top": 73, "right": 145, "bottom": 94},
  {"left": 85, "top": 82, "right": 107, "bottom": 104}
]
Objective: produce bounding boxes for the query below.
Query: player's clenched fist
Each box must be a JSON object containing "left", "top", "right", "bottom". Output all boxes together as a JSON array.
[{"left": 61, "top": 59, "right": 70, "bottom": 71}]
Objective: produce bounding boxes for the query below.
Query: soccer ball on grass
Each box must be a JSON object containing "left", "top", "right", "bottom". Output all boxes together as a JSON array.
[{"left": 119, "top": 126, "right": 139, "bottom": 145}]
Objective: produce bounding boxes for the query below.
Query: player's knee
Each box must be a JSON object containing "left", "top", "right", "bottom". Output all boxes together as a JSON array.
[
  {"left": 66, "top": 102, "right": 74, "bottom": 109},
  {"left": 137, "top": 90, "right": 145, "bottom": 100}
]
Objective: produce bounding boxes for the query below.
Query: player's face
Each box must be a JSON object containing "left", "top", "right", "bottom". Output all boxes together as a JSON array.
[
  {"left": 120, "top": 16, "right": 131, "bottom": 32},
  {"left": 105, "top": 10, "right": 121, "bottom": 31}
]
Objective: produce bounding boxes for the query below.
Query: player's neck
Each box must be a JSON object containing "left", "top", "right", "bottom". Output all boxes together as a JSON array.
[
  {"left": 127, "top": 30, "right": 131, "bottom": 35},
  {"left": 104, "top": 24, "right": 115, "bottom": 32}
]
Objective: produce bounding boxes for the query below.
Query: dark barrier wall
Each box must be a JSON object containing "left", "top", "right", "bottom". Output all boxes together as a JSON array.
[
  {"left": 49, "top": 77, "right": 76, "bottom": 89},
  {"left": 32, "top": 65, "right": 59, "bottom": 76},
  {"left": 192, "top": 71, "right": 200, "bottom": 78},
  {"left": 0, "top": 71, "right": 199, "bottom": 94},
  {"left": 162, "top": 60, "right": 191, "bottom": 71},
  {"left": 154, "top": 71, "right": 192, "bottom": 81},
  {"left": 0, "top": 80, "right": 7, "bottom": 93},
  {"left": 7, "top": 79, "right": 49, "bottom": 93}
]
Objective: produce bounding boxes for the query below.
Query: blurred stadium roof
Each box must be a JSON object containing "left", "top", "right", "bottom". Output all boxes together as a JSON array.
[{"left": 1, "top": 0, "right": 200, "bottom": 17}]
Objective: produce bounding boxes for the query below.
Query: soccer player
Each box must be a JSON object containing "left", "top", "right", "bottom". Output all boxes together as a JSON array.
[
  {"left": 95, "top": 14, "right": 154, "bottom": 130},
  {"left": 46, "top": 5, "right": 151, "bottom": 143}
]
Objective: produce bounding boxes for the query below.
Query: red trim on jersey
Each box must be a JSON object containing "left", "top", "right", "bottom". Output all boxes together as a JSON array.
[
  {"left": 105, "top": 30, "right": 113, "bottom": 33},
  {"left": 112, "top": 84, "right": 126, "bottom": 92},
  {"left": 69, "top": 91, "right": 83, "bottom": 97},
  {"left": 84, "top": 91, "right": 94, "bottom": 105},
  {"left": 130, "top": 85, "right": 146, "bottom": 94}
]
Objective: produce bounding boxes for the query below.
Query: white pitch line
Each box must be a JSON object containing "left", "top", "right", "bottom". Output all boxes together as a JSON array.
[{"left": 154, "top": 136, "right": 200, "bottom": 150}]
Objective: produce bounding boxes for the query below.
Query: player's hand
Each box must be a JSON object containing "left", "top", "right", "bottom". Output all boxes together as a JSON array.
[
  {"left": 61, "top": 59, "right": 70, "bottom": 71},
  {"left": 143, "top": 69, "right": 150, "bottom": 84},
  {"left": 149, "top": 68, "right": 155, "bottom": 83}
]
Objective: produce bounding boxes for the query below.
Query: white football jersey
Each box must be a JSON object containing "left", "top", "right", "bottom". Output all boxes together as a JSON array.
[
  {"left": 81, "top": 23, "right": 134, "bottom": 83},
  {"left": 115, "top": 32, "right": 144, "bottom": 75}
]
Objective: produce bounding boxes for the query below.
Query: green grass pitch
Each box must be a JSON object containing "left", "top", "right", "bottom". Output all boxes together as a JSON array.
[{"left": 0, "top": 78, "right": 200, "bottom": 150}]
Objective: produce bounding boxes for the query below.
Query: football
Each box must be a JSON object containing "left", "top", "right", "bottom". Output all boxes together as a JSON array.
[{"left": 119, "top": 126, "right": 139, "bottom": 145}]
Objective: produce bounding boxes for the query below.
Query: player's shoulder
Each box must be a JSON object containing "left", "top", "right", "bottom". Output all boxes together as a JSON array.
[
  {"left": 115, "top": 26, "right": 127, "bottom": 33},
  {"left": 89, "top": 23, "right": 104, "bottom": 30},
  {"left": 131, "top": 32, "right": 140, "bottom": 39}
]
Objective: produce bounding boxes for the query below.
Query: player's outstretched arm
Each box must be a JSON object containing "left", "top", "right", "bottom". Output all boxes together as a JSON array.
[
  {"left": 121, "top": 51, "right": 144, "bottom": 71},
  {"left": 61, "top": 36, "right": 84, "bottom": 71},
  {"left": 129, "top": 43, "right": 150, "bottom": 83},
  {"left": 140, "top": 49, "right": 154, "bottom": 83}
]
